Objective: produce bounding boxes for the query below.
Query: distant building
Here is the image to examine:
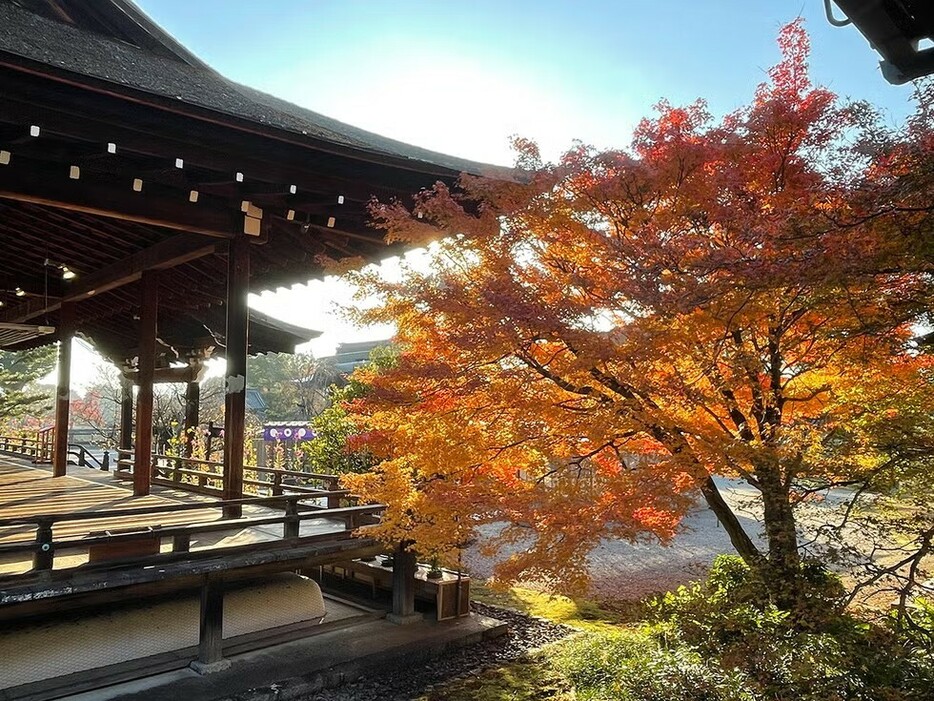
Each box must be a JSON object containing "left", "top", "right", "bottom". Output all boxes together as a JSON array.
[
  {"left": 321, "top": 340, "right": 393, "bottom": 375},
  {"left": 245, "top": 388, "right": 268, "bottom": 417}
]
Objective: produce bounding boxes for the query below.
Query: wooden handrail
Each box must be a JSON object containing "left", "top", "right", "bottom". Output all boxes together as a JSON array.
[
  {"left": 0, "top": 434, "right": 44, "bottom": 461},
  {"left": 109, "top": 449, "right": 348, "bottom": 507},
  {"left": 0, "top": 436, "right": 39, "bottom": 446},
  {"left": 118, "top": 450, "right": 339, "bottom": 481},
  {"left": 0, "top": 491, "right": 385, "bottom": 575},
  {"left": 0, "top": 444, "right": 379, "bottom": 578},
  {"left": 0, "top": 491, "right": 346, "bottom": 528},
  {"left": 66, "top": 444, "right": 108, "bottom": 471},
  {"left": 0, "top": 504, "right": 384, "bottom": 557}
]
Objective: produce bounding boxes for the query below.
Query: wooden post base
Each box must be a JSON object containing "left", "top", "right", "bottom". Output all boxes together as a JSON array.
[
  {"left": 386, "top": 612, "right": 423, "bottom": 626},
  {"left": 197, "top": 574, "right": 225, "bottom": 668},
  {"left": 190, "top": 658, "right": 231, "bottom": 675}
]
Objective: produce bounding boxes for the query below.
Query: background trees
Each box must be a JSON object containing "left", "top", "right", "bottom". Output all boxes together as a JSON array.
[
  {"left": 341, "top": 22, "right": 934, "bottom": 606},
  {"left": 249, "top": 352, "right": 331, "bottom": 420},
  {"left": 0, "top": 347, "right": 55, "bottom": 426}
]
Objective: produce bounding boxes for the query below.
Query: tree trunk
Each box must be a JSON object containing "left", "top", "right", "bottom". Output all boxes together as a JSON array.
[
  {"left": 699, "top": 475, "right": 765, "bottom": 569},
  {"left": 755, "top": 461, "right": 802, "bottom": 608}
]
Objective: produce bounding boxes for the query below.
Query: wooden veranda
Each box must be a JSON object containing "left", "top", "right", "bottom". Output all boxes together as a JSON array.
[
  {"left": 0, "top": 0, "right": 507, "bottom": 497},
  {"left": 0, "top": 0, "right": 504, "bottom": 694}
]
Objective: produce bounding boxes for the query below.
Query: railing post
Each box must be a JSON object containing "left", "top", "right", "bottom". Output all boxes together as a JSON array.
[
  {"left": 173, "top": 534, "right": 191, "bottom": 552},
  {"left": 78, "top": 448, "right": 87, "bottom": 467},
  {"left": 33, "top": 520, "right": 54, "bottom": 571},
  {"left": 272, "top": 470, "right": 282, "bottom": 497},
  {"left": 174, "top": 457, "right": 182, "bottom": 482},
  {"left": 327, "top": 477, "right": 341, "bottom": 509},
  {"left": 102, "top": 450, "right": 110, "bottom": 471},
  {"left": 284, "top": 498, "right": 300, "bottom": 538}
]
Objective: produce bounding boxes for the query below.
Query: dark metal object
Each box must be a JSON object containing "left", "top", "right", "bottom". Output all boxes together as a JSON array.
[{"left": 830, "top": 0, "right": 934, "bottom": 83}]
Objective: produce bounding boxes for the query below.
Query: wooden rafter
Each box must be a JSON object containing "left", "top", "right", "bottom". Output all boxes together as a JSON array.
[{"left": 0, "top": 234, "right": 221, "bottom": 323}]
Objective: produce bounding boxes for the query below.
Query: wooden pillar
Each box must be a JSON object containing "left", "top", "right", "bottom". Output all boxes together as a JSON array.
[
  {"left": 184, "top": 378, "right": 200, "bottom": 458},
  {"left": 52, "top": 302, "right": 74, "bottom": 477},
  {"left": 223, "top": 237, "right": 250, "bottom": 518},
  {"left": 191, "top": 575, "right": 229, "bottom": 673},
  {"left": 388, "top": 544, "right": 421, "bottom": 625},
  {"left": 119, "top": 377, "right": 134, "bottom": 452},
  {"left": 134, "top": 271, "right": 158, "bottom": 497}
]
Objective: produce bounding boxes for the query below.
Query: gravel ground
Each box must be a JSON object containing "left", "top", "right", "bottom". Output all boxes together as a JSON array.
[
  {"left": 304, "top": 602, "right": 574, "bottom": 701},
  {"left": 463, "top": 477, "right": 895, "bottom": 602},
  {"left": 464, "top": 477, "right": 766, "bottom": 601}
]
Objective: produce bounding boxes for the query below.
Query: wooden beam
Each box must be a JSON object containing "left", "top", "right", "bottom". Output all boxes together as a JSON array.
[
  {"left": 133, "top": 271, "right": 158, "bottom": 497},
  {"left": 52, "top": 302, "right": 74, "bottom": 477},
  {"left": 0, "top": 322, "right": 55, "bottom": 333},
  {"left": 121, "top": 363, "right": 207, "bottom": 386},
  {"left": 223, "top": 238, "right": 249, "bottom": 518},
  {"left": 194, "top": 575, "right": 226, "bottom": 671},
  {"left": 0, "top": 162, "right": 248, "bottom": 238},
  {"left": 0, "top": 234, "right": 220, "bottom": 324}
]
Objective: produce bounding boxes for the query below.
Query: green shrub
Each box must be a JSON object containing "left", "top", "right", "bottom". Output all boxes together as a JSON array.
[
  {"left": 552, "top": 556, "right": 934, "bottom": 701},
  {"left": 553, "top": 629, "right": 753, "bottom": 701},
  {"left": 891, "top": 596, "right": 934, "bottom": 650}
]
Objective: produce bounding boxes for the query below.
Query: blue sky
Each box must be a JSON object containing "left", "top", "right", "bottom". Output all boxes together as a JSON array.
[
  {"left": 72, "top": 1, "right": 920, "bottom": 384},
  {"left": 135, "top": 0, "right": 916, "bottom": 166}
]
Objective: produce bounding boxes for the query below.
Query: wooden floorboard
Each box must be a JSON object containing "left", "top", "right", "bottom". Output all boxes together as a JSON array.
[
  {"left": 0, "top": 460, "right": 221, "bottom": 545},
  {"left": 0, "top": 459, "right": 226, "bottom": 575},
  {"left": 0, "top": 457, "right": 349, "bottom": 577}
]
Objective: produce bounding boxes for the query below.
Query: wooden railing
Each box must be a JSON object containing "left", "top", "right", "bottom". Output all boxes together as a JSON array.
[
  {"left": 114, "top": 449, "right": 347, "bottom": 506},
  {"left": 0, "top": 492, "right": 383, "bottom": 575},
  {"left": 0, "top": 434, "right": 41, "bottom": 459},
  {"left": 0, "top": 435, "right": 110, "bottom": 470},
  {"left": 36, "top": 426, "right": 54, "bottom": 463},
  {"left": 0, "top": 491, "right": 387, "bottom": 680},
  {"left": 66, "top": 444, "right": 110, "bottom": 471},
  {"left": 0, "top": 433, "right": 53, "bottom": 462}
]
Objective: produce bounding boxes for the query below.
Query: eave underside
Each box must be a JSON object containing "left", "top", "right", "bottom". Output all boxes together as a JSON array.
[{"left": 0, "top": 66, "right": 456, "bottom": 365}]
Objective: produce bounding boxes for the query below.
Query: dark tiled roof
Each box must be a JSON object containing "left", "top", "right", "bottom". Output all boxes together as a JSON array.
[
  {"left": 245, "top": 388, "right": 268, "bottom": 413},
  {"left": 321, "top": 339, "right": 393, "bottom": 374},
  {"left": 0, "top": 1, "right": 511, "bottom": 177}
]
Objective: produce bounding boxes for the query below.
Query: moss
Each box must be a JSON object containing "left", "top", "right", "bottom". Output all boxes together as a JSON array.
[
  {"left": 413, "top": 657, "right": 575, "bottom": 701},
  {"left": 473, "top": 583, "right": 632, "bottom": 633}
]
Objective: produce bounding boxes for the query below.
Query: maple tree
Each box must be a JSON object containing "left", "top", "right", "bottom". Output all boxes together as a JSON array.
[
  {"left": 340, "top": 22, "right": 934, "bottom": 606},
  {"left": 300, "top": 346, "right": 395, "bottom": 475}
]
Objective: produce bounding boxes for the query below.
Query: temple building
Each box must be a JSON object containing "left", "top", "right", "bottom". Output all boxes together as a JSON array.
[{"left": 0, "top": 1, "right": 508, "bottom": 697}]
